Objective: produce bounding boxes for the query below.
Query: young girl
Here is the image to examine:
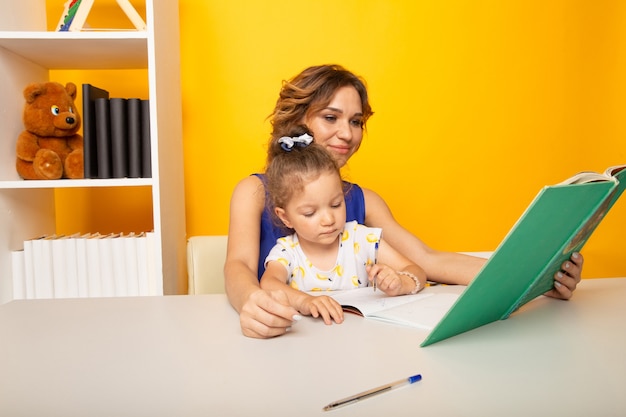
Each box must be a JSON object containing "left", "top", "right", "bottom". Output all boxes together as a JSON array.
[{"left": 259, "top": 130, "right": 426, "bottom": 325}]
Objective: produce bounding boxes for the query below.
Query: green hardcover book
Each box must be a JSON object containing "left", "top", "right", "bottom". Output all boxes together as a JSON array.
[{"left": 421, "top": 165, "right": 626, "bottom": 347}]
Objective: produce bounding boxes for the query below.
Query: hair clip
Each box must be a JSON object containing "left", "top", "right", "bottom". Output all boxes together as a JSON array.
[{"left": 278, "top": 133, "right": 313, "bottom": 151}]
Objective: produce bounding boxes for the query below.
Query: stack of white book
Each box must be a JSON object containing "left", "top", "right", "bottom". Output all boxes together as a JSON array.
[{"left": 10, "top": 232, "right": 161, "bottom": 300}]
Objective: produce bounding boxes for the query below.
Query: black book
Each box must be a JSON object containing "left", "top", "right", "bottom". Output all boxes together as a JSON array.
[
  {"left": 127, "top": 98, "right": 142, "bottom": 178},
  {"left": 141, "top": 100, "right": 152, "bottom": 178},
  {"left": 110, "top": 98, "right": 128, "bottom": 178},
  {"left": 82, "top": 84, "right": 109, "bottom": 178},
  {"left": 94, "top": 97, "right": 112, "bottom": 179}
]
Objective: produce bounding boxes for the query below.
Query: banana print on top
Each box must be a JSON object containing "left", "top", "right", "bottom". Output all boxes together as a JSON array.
[{"left": 264, "top": 220, "right": 382, "bottom": 291}]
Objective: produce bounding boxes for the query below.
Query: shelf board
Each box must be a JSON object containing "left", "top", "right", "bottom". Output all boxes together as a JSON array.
[
  {"left": 0, "top": 31, "right": 148, "bottom": 69},
  {"left": 0, "top": 178, "right": 153, "bottom": 189}
]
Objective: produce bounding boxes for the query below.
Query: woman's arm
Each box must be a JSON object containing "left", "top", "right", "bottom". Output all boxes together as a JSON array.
[
  {"left": 362, "top": 188, "right": 484, "bottom": 284},
  {"left": 361, "top": 188, "right": 582, "bottom": 298},
  {"left": 224, "top": 176, "right": 299, "bottom": 338}
]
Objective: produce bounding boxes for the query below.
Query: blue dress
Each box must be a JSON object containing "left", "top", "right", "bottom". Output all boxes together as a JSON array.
[{"left": 253, "top": 173, "right": 366, "bottom": 280}]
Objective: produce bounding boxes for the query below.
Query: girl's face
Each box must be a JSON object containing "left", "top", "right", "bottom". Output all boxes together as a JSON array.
[
  {"left": 304, "top": 86, "right": 364, "bottom": 168},
  {"left": 275, "top": 170, "right": 346, "bottom": 248}
]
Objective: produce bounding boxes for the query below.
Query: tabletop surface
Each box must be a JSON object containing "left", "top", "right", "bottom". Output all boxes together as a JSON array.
[{"left": 1, "top": 278, "right": 625, "bottom": 417}]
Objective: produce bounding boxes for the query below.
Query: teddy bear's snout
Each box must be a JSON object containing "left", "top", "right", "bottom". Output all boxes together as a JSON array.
[{"left": 53, "top": 113, "right": 79, "bottom": 130}]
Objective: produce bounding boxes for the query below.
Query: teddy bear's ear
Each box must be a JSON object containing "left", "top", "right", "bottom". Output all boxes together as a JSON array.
[
  {"left": 23, "top": 83, "right": 46, "bottom": 104},
  {"left": 65, "top": 82, "right": 78, "bottom": 100}
]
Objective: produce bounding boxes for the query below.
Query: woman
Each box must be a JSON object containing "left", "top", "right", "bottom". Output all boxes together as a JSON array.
[{"left": 224, "top": 64, "right": 583, "bottom": 338}]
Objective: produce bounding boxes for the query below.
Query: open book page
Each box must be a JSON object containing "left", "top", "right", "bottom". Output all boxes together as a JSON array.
[
  {"left": 312, "top": 287, "right": 460, "bottom": 330},
  {"left": 558, "top": 164, "right": 626, "bottom": 185},
  {"left": 363, "top": 293, "right": 459, "bottom": 330},
  {"left": 323, "top": 287, "right": 432, "bottom": 315}
]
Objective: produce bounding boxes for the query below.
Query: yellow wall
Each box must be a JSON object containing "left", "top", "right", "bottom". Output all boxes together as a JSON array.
[{"left": 47, "top": 0, "right": 626, "bottom": 278}]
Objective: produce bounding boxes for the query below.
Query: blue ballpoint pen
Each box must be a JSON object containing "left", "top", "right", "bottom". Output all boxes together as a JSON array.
[
  {"left": 322, "top": 374, "right": 422, "bottom": 411},
  {"left": 373, "top": 241, "right": 379, "bottom": 291}
]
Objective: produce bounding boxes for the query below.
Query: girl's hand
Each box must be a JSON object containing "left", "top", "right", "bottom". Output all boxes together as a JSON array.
[
  {"left": 367, "top": 264, "right": 406, "bottom": 296},
  {"left": 298, "top": 295, "right": 344, "bottom": 325}
]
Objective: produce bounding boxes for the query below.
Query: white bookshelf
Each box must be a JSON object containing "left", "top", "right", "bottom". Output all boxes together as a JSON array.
[{"left": 0, "top": 0, "right": 187, "bottom": 303}]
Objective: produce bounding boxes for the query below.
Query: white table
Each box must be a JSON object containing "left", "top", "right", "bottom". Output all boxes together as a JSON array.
[{"left": 1, "top": 278, "right": 625, "bottom": 416}]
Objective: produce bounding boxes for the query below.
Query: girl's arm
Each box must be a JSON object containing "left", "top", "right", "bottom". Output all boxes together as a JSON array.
[
  {"left": 224, "top": 176, "right": 299, "bottom": 338},
  {"left": 260, "top": 262, "right": 344, "bottom": 325}
]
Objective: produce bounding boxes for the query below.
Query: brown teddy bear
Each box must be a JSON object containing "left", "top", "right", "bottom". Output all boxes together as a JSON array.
[{"left": 15, "top": 81, "right": 84, "bottom": 180}]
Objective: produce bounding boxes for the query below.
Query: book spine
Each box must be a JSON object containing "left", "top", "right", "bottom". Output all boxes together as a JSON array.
[
  {"left": 23, "top": 240, "right": 35, "bottom": 299},
  {"left": 86, "top": 234, "right": 102, "bottom": 297},
  {"left": 124, "top": 233, "right": 140, "bottom": 296},
  {"left": 126, "top": 98, "right": 142, "bottom": 178},
  {"left": 75, "top": 234, "right": 90, "bottom": 297},
  {"left": 141, "top": 99, "right": 152, "bottom": 178},
  {"left": 98, "top": 234, "right": 116, "bottom": 297},
  {"left": 136, "top": 233, "right": 150, "bottom": 296},
  {"left": 82, "top": 84, "right": 95, "bottom": 178},
  {"left": 146, "top": 231, "right": 161, "bottom": 296},
  {"left": 110, "top": 98, "right": 129, "bottom": 178},
  {"left": 51, "top": 236, "right": 68, "bottom": 299},
  {"left": 95, "top": 98, "right": 112, "bottom": 179},
  {"left": 82, "top": 84, "right": 109, "bottom": 179},
  {"left": 112, "top": 235, "right": 127, "bottom": 297},
  {"left": 64, "top": 236, "right": 80, "bottom": 298},
  {"left": 32, "top": 236, "right": 54, "bottom": 299}
]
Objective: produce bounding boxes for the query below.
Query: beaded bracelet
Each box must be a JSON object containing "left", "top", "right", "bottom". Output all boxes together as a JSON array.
[{"left": 397, "top": 271, "right": 421, "bottom": 295}]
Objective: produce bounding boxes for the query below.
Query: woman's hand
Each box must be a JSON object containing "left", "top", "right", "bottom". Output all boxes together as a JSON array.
[
  {"left": 239, "top": 288, "right": 301, "bottom": 338},
  {"left": 298, "top": 295, "right": 344, "bottom": 325},
  {"left": 544, "top": 252, "right": 583, "bottom": 300}
]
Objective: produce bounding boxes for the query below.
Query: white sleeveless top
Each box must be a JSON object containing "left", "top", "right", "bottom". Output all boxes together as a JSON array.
[{"left": 264, "top": 221, "right": 382, "bottom": 291}]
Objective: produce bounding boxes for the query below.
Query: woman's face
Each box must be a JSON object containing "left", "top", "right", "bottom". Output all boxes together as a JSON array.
[{"left": 304, "top": 86, "right": 364, "bottom": 168}]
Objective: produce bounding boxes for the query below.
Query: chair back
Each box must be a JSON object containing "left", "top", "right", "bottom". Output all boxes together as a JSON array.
[{"left": 187, "top": 235, "right": 228, "bottom": 294}]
